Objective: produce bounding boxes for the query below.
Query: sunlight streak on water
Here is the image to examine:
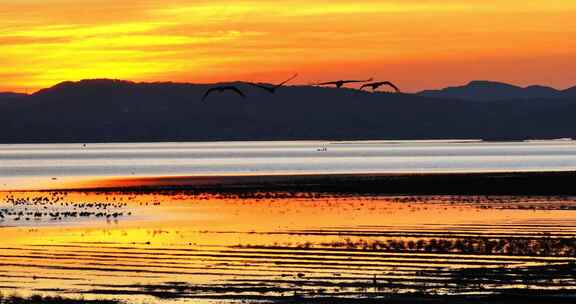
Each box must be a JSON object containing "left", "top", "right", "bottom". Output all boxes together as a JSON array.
[{"left": 0, "top": 192, "right": 575, "bottom": 303}]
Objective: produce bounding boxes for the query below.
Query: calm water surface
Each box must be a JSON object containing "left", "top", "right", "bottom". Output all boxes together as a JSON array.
[
  {"left": 2, "top": 140, "right": 576, "bottom": 190},
  {"left": 1, "top": 140, "right": 576, "bottom": 302},
  {"left": 0, "top": 192, "right": 575, "bottom": 303}
]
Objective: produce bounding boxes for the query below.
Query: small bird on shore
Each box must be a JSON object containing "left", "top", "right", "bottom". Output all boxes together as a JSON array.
[
  {"left": 315, "top": 78, "right": 373, "bottom": 88},
  {"left": 247, "top": 74, "right": 298, "bottom": 94},
  {"left": 360, "top": 81, "right": 401, "bottom": 93},
  {"left": 202, "top": 86, "right": 246, "bottom": 101}
]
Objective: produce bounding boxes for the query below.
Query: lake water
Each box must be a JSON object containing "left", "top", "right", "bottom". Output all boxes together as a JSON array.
[
  {"left": 1, "top": 140, "right": 576, "bottom": 191},
  {"left": 0, "top": 192, "right": 575, "bottom": 303},
  {"left": 2, "top": 140, "right": 576, "bottom": 302}
]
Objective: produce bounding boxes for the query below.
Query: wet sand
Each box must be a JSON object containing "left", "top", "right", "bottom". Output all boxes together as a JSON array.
[
  {"left": 64, "top": 171, "right": 576, "bottom": 195},
  {"left": 1, "top": 191, "right": 575, "bottom": 303}
]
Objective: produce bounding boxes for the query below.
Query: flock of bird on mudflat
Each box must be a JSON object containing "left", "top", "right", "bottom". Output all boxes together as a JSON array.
[
  {"left": 201, "top": 74, "right": 400, "bottom": 101},
  {"left": 0, "top": 195, "right": 131, "bottom": 222}
]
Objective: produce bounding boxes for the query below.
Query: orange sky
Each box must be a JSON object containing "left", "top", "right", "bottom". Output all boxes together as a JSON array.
[{"left": 1, "top": 0, "right": 576, "bottom": 93}]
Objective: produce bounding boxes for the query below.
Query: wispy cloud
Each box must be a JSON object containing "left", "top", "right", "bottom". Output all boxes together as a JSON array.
[{"left": 1, "top": 0, "right": 576, "bottom": 92}]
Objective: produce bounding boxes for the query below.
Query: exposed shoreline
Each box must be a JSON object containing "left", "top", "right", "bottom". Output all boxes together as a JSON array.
[{"left": 33, "top": 171, "right": 576, "bottom": 195}]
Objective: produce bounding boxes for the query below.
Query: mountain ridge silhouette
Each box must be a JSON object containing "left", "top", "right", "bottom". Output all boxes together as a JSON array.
[
  {"left": 0, "top": 92, "right": 28, "bottom": 99},
  {"left": 419, "top": 80, "right": 576, "bottom": 101},
  {"left": 1, "top": 78, "right": 575, "bottom": 143}
]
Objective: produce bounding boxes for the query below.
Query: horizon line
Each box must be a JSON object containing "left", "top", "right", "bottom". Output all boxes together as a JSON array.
[{"left": 3, "top": 78, "right": 575, "bottom": 95}]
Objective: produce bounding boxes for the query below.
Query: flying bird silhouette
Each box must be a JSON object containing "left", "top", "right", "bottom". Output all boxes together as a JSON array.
[
  {"left": 315, "top": 78, "right": 373, "bottom": 88},
  {"left": 360, "top": 81, "right": 401, "bottom": 93},
  {"left": 247, "top": 74, "right": 298, "bottom": 94},
  {"left": 202, "top": 86, "right": 246, "bottom": 101}
]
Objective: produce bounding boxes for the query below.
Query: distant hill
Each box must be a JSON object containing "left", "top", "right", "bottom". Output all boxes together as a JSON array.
[
  {"left": 564, "top": 85, "right": 576, "bottom": 97},
  {"left": 0, "top": 92, "right": 28, "bottom": 108},
  {"left": 0, "top": 92, "right": 27, "bottom": 99},
  {"left": 0, "top": 79, "right": 575, "bottom": 143},
  {"left": 419, "top": 81, "right": 576, "bottom": 101}
]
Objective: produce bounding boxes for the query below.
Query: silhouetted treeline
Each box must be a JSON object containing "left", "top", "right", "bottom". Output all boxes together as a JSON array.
[{"left": 0, "top": 79, "right": 575, "bottom": 143}]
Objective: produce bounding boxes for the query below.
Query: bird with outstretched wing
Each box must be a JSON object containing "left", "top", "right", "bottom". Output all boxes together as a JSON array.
[
  {"left": 202, "top": 86, "right": 247, "bottom": 101},
  {"left": 315, "top": 78, "right": 373, "bottom": 88},
  {"left": 360, "top": 81, "right": 400, "bottom": 93},
  {"left": 246, "top": 74, "right": 299, "bottom": 94}
]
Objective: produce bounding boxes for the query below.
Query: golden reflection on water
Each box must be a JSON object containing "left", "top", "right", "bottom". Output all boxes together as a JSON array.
[{"left": 1, "top": 191, "right": 576, "bottom": 302}]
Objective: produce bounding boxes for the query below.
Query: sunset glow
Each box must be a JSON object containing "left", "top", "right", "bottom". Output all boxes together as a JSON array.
[{"left": 2, "top": 0, "right": 576, "bottom": 92}]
